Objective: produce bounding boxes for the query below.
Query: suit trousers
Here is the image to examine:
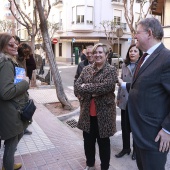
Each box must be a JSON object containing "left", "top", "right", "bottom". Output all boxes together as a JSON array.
[
  {"left": 135, "top": 143, "right": 168, "bottom": 170},
  {"left": 121, "top": 109, "right": 131, "bottom": 150},
  {"left": 83, "top": 116, "right": 110, "bottom": 170}
]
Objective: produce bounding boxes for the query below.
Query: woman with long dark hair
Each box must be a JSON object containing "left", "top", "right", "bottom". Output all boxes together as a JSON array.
[
  {"left": 115, "top": 44, "right": 143, "bottom": 160},
  {"left": 0, "top": 33, "right": 29, "bottom": 170}
]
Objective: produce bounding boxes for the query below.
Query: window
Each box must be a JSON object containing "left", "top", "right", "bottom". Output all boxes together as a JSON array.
[
  {"left": 114, "top": 16, "right": 121, "bottom": 25},
  {"left": 4, "top": 2, "right": 10, "bottom": 8},
  {"left": 5, "top": 12, "right": 12, "bottom": 16},
  {"left": 135, "top": 13, "right": 140, "bottom": 29},
  {"left": 112, "top": 0, "right": 122, "bottom": 2},
  {"left": 114, "top": 10, "right": 122, "bottom": 25},
  {"left": 59, "top": 11, "right": 62, "bottom": 24},
  {"left": 72, "top": 6, "right": 76, "bottom": 24},
  {"left": 86, "top": 6, "right": 93, "bottom": 24},
  {"left": 136, "top": 0, "right": 142, "bottom": 3},
  {"left": 24, "top": 29, "right": 28, "bottom": 39},
  {"left": 59, "top": 43, "right": 62, "bottom": 56},
  {"left": 76, "top": 6, "right": 85, "bottom": 23}
]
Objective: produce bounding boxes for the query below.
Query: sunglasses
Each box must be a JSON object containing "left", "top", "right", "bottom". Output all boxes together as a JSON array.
[{"left": 8, "top": 43, "right": 18, "bottom": 48}]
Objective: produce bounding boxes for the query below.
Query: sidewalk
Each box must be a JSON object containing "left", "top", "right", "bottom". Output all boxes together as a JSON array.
[{"left": 0, "top": 87, "right": 170, "bottom": 170}]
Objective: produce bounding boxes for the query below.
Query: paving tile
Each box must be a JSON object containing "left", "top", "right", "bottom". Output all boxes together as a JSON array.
[
  {"left": 28, "top": 89, "right": 77, "bottom": 104},
  {"left": 0, "top": 86, "right": 169, "bottom": 170}
]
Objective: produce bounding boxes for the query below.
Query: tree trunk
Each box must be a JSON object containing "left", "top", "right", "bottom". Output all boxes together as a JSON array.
[
  {"left": 35, "top": 0, "right": 73, "bottom": 110},
  {"left": 31, "top": 35, "right": 35, "bottom": 56}
]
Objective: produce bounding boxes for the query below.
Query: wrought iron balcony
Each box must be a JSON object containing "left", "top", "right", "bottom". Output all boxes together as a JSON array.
[
  {"left": 111, "top": 0, "right": 123, "bottom": 2},
  {"left": 111, "top": 0, "right": 123, "bottom": 5},
  {"left": 111, "top": 22, "right": 127, "bottom": 32},
  {"left": 55, "top": 22, "right": 63, "bottom": 31},
  {"left": 52, "top": 0, "right": 63, "bottom": 7}
]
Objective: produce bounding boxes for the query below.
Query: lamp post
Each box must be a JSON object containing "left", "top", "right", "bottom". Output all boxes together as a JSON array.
[
  {"left": 115, "top": 28, "right": 123, "bottom": 71},
  {"left": 71, "top": 38, "right": 75, "bottom": 65}
]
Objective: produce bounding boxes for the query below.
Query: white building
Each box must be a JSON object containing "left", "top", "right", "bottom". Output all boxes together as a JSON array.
[
  {"left": 49, "top": 0, "right": 151, "bottom": 62},
  {"left": 14, "top": 0, "right": 151, "bottom": 62},
  {"left": 0, "top": 0, "right": 16, "bottom": 35}
]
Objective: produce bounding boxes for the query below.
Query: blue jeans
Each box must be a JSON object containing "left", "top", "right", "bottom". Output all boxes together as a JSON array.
[{"left": 3, "top": 132, "right": 23, "bottom": 170}]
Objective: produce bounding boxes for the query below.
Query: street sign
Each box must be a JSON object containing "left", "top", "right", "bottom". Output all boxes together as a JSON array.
[
  {"left": 52, "top": 38, "right": 58, "bottom": 44},
  {"left": 116, "top": 28, "right": 123, "bottom": 38}
]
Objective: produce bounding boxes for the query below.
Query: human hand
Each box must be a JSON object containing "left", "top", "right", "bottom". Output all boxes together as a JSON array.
[
  {"left": 155, "top": 129, "right": 170, "bottom": 152},
  {"left": 116, "top": 100, "right": 120, "bottom": 106},
  {"left": 117, "top": 77, "right": 123, "bottom": 86},
  {"left": 24, "top": 76, "right": 29, "bottom": 83}
]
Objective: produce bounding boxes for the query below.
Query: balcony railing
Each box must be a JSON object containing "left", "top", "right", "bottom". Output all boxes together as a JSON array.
[
  {"left": 120, "top": 23, "right": 127, "bottom": 31},
  {"left": 56, "top": 22, "right": 63, "bottom": 30},
  {"left": 52, "top": 0, "right": 63, "bottom": 7},
  {"left": 111, "top": 0, "right": 123, "bottom": 5},
  {"left": 111, "top": 22, "right": 127, "bottom": 31},
  {"left": 111, "top": 0, "right": 123, "bottom": 2}
]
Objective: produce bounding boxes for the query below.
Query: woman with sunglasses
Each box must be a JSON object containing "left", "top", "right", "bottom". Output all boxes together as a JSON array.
[{"left": 0, "top": 33, "right": 29, "bottom": 170}]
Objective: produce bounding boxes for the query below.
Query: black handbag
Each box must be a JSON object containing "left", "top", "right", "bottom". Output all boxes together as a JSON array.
[{"left": 21, "top": 99, "right": 36, "bottom": 121}]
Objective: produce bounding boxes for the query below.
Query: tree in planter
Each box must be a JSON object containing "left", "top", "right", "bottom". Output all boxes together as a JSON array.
[
  {"left": 9, "top": 0, "right": 72, "bottom": 109},
  {"left": 35, "top": 0, "right": 73, "bottom": 110},
  {"left": 123, "top": 0, "right": 154, "bottom": 42}
]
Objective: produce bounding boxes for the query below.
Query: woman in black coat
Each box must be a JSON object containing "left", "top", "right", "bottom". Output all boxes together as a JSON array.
[{"left": 17, "top": 43, "right": 36, "bottom": 81}]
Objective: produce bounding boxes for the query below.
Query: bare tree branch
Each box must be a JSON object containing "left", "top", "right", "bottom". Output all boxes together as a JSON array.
[
  {"left": 100, "top": 20, "right": 118, "bottom": 46},
  {"left": 123, "top": 0, "right": 153, "bottom": 39}
]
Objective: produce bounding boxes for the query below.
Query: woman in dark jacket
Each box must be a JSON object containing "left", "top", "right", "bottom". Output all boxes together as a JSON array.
[
  {"left": 0, "top": 33, "right": 29, "bottom": 170},
  {"left": 74, "top": 43, "right": 118, "bottom": 170},
  {"left": 115, "top": 44, "right": 143, "bottom": 160},
  {"left": 17, "top": 43, "right": 36, "bottom": 81}
]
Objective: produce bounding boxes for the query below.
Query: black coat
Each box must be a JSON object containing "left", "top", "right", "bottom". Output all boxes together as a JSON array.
[
  {"left": 128, "top": 43, "right": 170, "bottom": 150},
  {"left": 74, "top": 59, "right": 89, "bottom": 83}
]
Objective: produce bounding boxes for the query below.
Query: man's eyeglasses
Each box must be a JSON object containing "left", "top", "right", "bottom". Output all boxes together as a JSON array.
[
  {"left": 135, "top": 30, "right": 147, "bottom": 35},
  {"left": 8, "top": 43, "right": 18, "bottom": 48}
]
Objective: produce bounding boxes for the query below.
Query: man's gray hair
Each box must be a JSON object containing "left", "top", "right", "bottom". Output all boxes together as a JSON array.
[{"left": 138, "top": 17, "right": 164, "bottom": 40}]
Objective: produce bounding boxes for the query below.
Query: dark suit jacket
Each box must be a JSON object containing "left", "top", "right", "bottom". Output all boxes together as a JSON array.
[
  {"left": 128, "top": 43, "right": 170, "bottom": 151},
  {"left": 74, "top": 59, "right": 89, "bottom": 82}
]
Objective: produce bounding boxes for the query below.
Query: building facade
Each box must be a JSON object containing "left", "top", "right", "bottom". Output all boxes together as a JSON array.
[
  {"left": 151, "top": 0, "right": 170, "bottom": 48},
  {"left": 14, "top": 0, "right": 151, "bottom": 61},
  {"left": 49, "top": 0, "right": 150, "bottom": 62},
  {"left": 0, "top": 0, "right": 16, "bottom": 35}
]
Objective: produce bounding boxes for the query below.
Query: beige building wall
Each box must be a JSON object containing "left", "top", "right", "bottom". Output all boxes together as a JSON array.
[{"left": 163, "top": 0, "right": 170, "bottom": 49}]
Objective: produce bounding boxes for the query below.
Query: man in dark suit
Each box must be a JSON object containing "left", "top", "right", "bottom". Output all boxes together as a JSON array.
[
  {"left": 74, "top": 45, "right": 94, "bottom": 83},
  {"left": 119, "top": 18, "right": 170, "bottom": 170}
]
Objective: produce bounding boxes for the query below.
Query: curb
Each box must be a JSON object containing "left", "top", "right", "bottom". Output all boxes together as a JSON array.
[{"left": 57, "top": 106, "right": 80, "bottom": 121}]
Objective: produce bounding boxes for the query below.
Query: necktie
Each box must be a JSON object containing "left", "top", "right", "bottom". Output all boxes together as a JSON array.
[{"left": 134, "top": 53, "right": 148, "bottom": 78}]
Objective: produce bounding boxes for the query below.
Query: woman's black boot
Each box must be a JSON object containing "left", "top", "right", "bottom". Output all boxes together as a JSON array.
[
  {"left": 132, "top": 150, "right": 136, "bottom": 160},
  {"left": 115, "top": 149, "right": 131, "bottom": 158}
]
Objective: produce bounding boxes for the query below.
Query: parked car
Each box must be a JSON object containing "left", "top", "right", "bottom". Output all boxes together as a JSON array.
[{"left": 110, "top": 53, "right": 124, "bottom": 68}]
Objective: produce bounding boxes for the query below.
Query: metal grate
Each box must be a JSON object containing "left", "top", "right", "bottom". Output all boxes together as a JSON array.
[{"left": 66, "top": 119, "right": 78, "bottom": 128}]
